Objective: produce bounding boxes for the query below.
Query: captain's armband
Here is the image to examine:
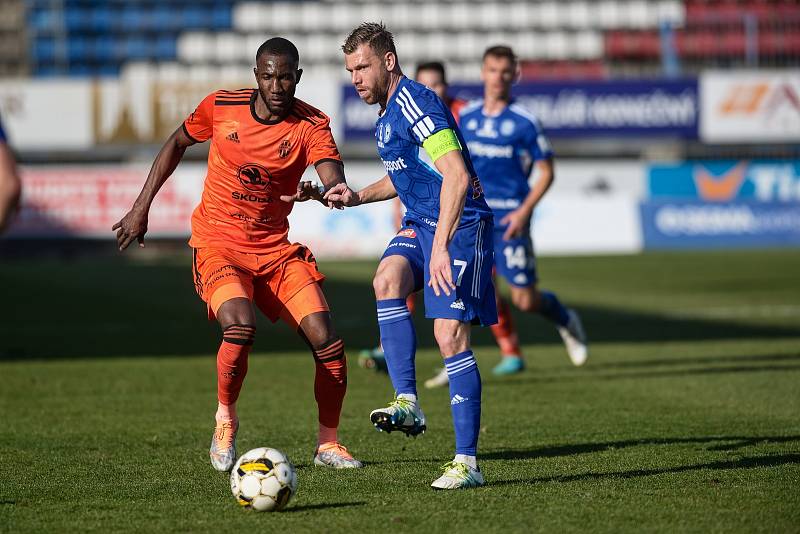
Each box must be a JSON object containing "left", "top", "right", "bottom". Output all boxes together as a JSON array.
[{"left": 422, "top": 128, "right": 461, "bottom": 162}]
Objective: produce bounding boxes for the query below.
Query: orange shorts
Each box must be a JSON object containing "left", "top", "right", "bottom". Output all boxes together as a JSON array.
[{"left": 191, "top": 243, "right": 328, "bottom": 329}]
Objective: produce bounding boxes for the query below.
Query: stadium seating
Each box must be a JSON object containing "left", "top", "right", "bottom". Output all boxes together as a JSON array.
[{"left": 24, "top": 0, "right": 800, "bottom": 80}]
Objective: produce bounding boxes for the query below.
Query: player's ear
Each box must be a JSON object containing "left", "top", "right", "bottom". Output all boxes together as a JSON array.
[
  {"left": 384, "top": 51, "right": 396, "bottom": 72},
  {"left": 295, "top": 68, "right": 303, "bottom": 84},
  {"left": 513, "top": 62, "right": 522, "bottom": 84},
  {"left": 253, "top": 66, "right": 258, "bottom": 80}
]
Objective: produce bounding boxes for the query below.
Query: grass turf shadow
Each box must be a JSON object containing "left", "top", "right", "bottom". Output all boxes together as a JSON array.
[
  {"left": 482, "top": 435, "right": 800, "bottom": 461},
  {"left": 1, "top": 256, "right": 798, "bottom": 360},
  {"left": 490, "top": 453, "right": 800, "bottom": 486}
]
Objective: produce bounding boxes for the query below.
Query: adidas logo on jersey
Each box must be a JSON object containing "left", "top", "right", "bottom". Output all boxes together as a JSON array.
[
  {"left": 226, "top": 132, "right": 240, "bottom": 143},
  {"left": 450, "top": 394, "right": 468, "bottom": 405},
  {"left": 450, "top": 299, "right": 466, "bottom": 310}
]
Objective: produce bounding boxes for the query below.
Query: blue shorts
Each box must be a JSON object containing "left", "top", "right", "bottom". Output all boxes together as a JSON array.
[
  {"left": 381, "top": 215, "right": 497, "bottom": 326},
  {"left": 493, "top": 228, "right": 538, "bottom": 287}
]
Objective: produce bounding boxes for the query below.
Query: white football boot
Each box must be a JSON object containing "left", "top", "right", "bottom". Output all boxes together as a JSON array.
[
  {"left": 209, "top": 419, "right": 238, "bottom": 472},
  {"left": 424, "top": 367, "right": 449, "bottom": 389},
  {"left": 369, "top": 396, "right": 426, "bottom": 436},
  {"left": 558, "top": 308, "right": 588, "bottom": 366},
  {"left": 313, "top": 442, "right": 364, "bottom": 469},
  {"left": 431, "top": 461, "right": 485, "bottom": 490}
]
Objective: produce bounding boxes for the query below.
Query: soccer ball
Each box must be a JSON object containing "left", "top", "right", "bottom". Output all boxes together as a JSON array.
[{"left": 230, "top": 447, "right": 298, "bottom": 512}]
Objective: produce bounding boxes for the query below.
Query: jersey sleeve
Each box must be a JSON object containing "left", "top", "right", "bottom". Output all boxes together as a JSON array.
[
  {"left": 524, "top": 117, "right": 554, "bottom": 160},
  {"left": 398, "top": 86, "right": 452, "bottom": 146},
  {"left": 182, "top": 92, "right": 215, "bottom": 143},
  {"left": 305, "top": 115, "right": 342, "bottom": 167}
]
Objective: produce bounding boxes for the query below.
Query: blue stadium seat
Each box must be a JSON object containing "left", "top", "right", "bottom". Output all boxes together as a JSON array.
[{"left": 33, "top": 39, "right": 56, "bottom": 62}]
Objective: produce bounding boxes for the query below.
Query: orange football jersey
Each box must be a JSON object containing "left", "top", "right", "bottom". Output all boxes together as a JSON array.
[{"left": 183, "top": 89, "right": 341, "bottom": 252}]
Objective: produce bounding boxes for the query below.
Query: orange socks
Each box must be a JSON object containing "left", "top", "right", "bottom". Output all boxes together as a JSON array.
[
  {"left": 216, "top": 324, "right": 255, "bottom": 405},
  {"left": 406, "top": 293, "right": 416, "bottom": 314},
  {"left": 490, "top": 297, "right": 522, "bottom": 357},
  {"left": 313, "top": 337, "right": 347, "bottom": 430}
]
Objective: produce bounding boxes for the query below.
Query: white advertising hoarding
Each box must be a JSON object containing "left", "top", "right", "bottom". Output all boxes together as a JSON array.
[
  {"left": 0, "top": 80, "right": 94, "bottom": 149},
  {"left": 700, "top": 70, "right": 800, "bottom": 143},
  {"left": 8, "top": 160, "right": 646, "bottom": 258}
]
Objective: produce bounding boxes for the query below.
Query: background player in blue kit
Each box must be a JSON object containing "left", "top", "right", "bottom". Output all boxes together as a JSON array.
[
  {"left": 428, "top": 46, "right": 588, "bottom": 385},
  {"left": 327, "top": 22, "right": 496, "bottom": 490}
]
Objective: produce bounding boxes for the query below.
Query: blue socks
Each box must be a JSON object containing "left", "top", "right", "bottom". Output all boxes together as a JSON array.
[
  {"left": 539, "top": 290, "right": 569, "bottom": 327},
  {"left": 445, "top": 350, "right": 482, "bottom": 456},
  {"left": 377, "top": 299, "right": 417, "bottom": 396}
]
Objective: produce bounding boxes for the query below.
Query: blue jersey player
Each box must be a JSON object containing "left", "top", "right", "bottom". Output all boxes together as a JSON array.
[
  {"left": 329, "top": 23, "right": 495, "bottom": 489},
  {"left": 427, "top": 46, "right": 586, "bottom": 386}
]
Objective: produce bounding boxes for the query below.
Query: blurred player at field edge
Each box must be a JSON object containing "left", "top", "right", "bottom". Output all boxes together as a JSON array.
[
  {"left": 113, "top": 38, "right": 362, "bottom": 472},
  {"left": 358, "top": 61, "right": 468, "bottom": 373},
  {"left": 426, "top": 45, "right": 587, "bottom": 388},
  {"left": 0, "top": 114, "right": 21, "bottom": 234}
]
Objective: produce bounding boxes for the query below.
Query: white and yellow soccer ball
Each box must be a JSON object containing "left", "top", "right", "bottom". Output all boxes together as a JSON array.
[{"left": 230, "top": 447, "right": 298, "bottom": 512}]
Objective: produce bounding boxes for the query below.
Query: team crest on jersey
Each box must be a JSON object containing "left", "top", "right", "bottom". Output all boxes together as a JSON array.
[
  {"left": 466, "top": 118, "right": 478, "bottom": 130},
  {"left": 500, "top": 119, "right": 515, "bottom": 136},
  {"left": 279, "top": 139, "right": 292, "bottom": 158},
  {"left": 397, "top": 228, "right": 416, "bottom": 238},
  {"left": 237, "top": 163, "right": 273, "bottom": 195},
  {"left": 477, "top": 118, "right": 498, "bottom": 138},
  {"left": 384, "top": 123, "right": 392, "bottom": 143}
]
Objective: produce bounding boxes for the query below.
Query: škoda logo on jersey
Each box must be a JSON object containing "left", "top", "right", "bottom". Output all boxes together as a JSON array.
[{"left": 236, "top": 163, "right": 273, "bottom": 200}]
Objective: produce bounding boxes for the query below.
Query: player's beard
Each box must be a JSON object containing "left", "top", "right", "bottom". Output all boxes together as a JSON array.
[
  {"left": 260, "top": 88, "right": 293, "bottom": 118},
  {"left": 371, "top": 71, "right": 390, "bottom": 107}
]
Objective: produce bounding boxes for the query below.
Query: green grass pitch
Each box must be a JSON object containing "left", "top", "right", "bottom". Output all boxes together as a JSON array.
[{"left": 1, "top": 249, "right": 799, "bottom": 532}]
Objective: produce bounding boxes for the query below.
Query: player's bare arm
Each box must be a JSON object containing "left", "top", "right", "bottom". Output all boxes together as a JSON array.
[
  {"left": 112, "top": 125, "right": 196, "bottom": 250},
  {"left": 501, "top": 158, "right": 554, "bottom": 240},
  {"left": 428, "top": 149, "right": 470, "bottom": 297},
  {"left": 0, "top": 142, "right": 21, "bottom": 234},
  {"left": 278, "top": 161, "right": 347, "bottom": 207},
  {"left": 323, "top": 174, "right": 397, "bottom": 207}
]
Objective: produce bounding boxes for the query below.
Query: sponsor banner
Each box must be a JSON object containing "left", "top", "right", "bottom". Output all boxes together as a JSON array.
[
  {"left": 343, "top": 80, "right": 699, "bottom": 141},
  {"left": 9, "top": 164, "right": 202, "bottom": 238},
  {"left": 641, "top": 200, "right": 800, "bottom": 249},
  {"left": 532, "top": 194, "right": 643, "bottom": 255},
  {"left": 649, "top": 160, "right": 800, "bottom": 203},
  {"left": 7, "top": 160, "right": 646, "bottom": 257},
  {"left": 700, "top": 70, "right": 800, "bottom": 143},
  {"left": 7, "top": 163, "right": 397, "bottom": 258}
]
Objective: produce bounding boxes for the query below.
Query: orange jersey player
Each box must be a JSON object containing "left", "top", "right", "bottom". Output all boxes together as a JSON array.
[{"left": 113, "top": 37, "right": 362, "bottom": 472}]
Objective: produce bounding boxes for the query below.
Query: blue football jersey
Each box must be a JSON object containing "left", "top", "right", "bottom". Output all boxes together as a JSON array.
[
  {"left": 375, "top": 77, "right": 492, "bottom": 228},
  {"left": 459, "top": 100, "right": 553, "bottom": 222},
  {"left": 0, "top": 115, "right": 6, "bottom": 143}
]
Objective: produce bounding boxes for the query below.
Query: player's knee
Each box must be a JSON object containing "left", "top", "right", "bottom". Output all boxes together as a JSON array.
[
  {"left": 373, "top": 271, "right": 403, "bottom": 299},
  {"left": 217, "top": 297, "right": 256, "bottom": 329},
  {"left": 299, "top": 312, "right": 337, "bottom": 349},
  {"left": 512, "top": 289, "right": 539, "bottom": 313}
]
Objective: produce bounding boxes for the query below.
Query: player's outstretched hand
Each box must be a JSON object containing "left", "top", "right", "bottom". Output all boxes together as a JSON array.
[
  {"left": 428, "top": 246, "right": 456, "bottom": 297},
  {"left": 279, "top": 180, "right": 324, "bottom": 204},
  {"left": 323, "top": 183, "right": 360, "bottom": 209},
  {"left": 112, "top": 206, "right": 148, "bottom": 251},
  {"left": 500, "top": 209, "right": 529, "bottom": 241}
]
